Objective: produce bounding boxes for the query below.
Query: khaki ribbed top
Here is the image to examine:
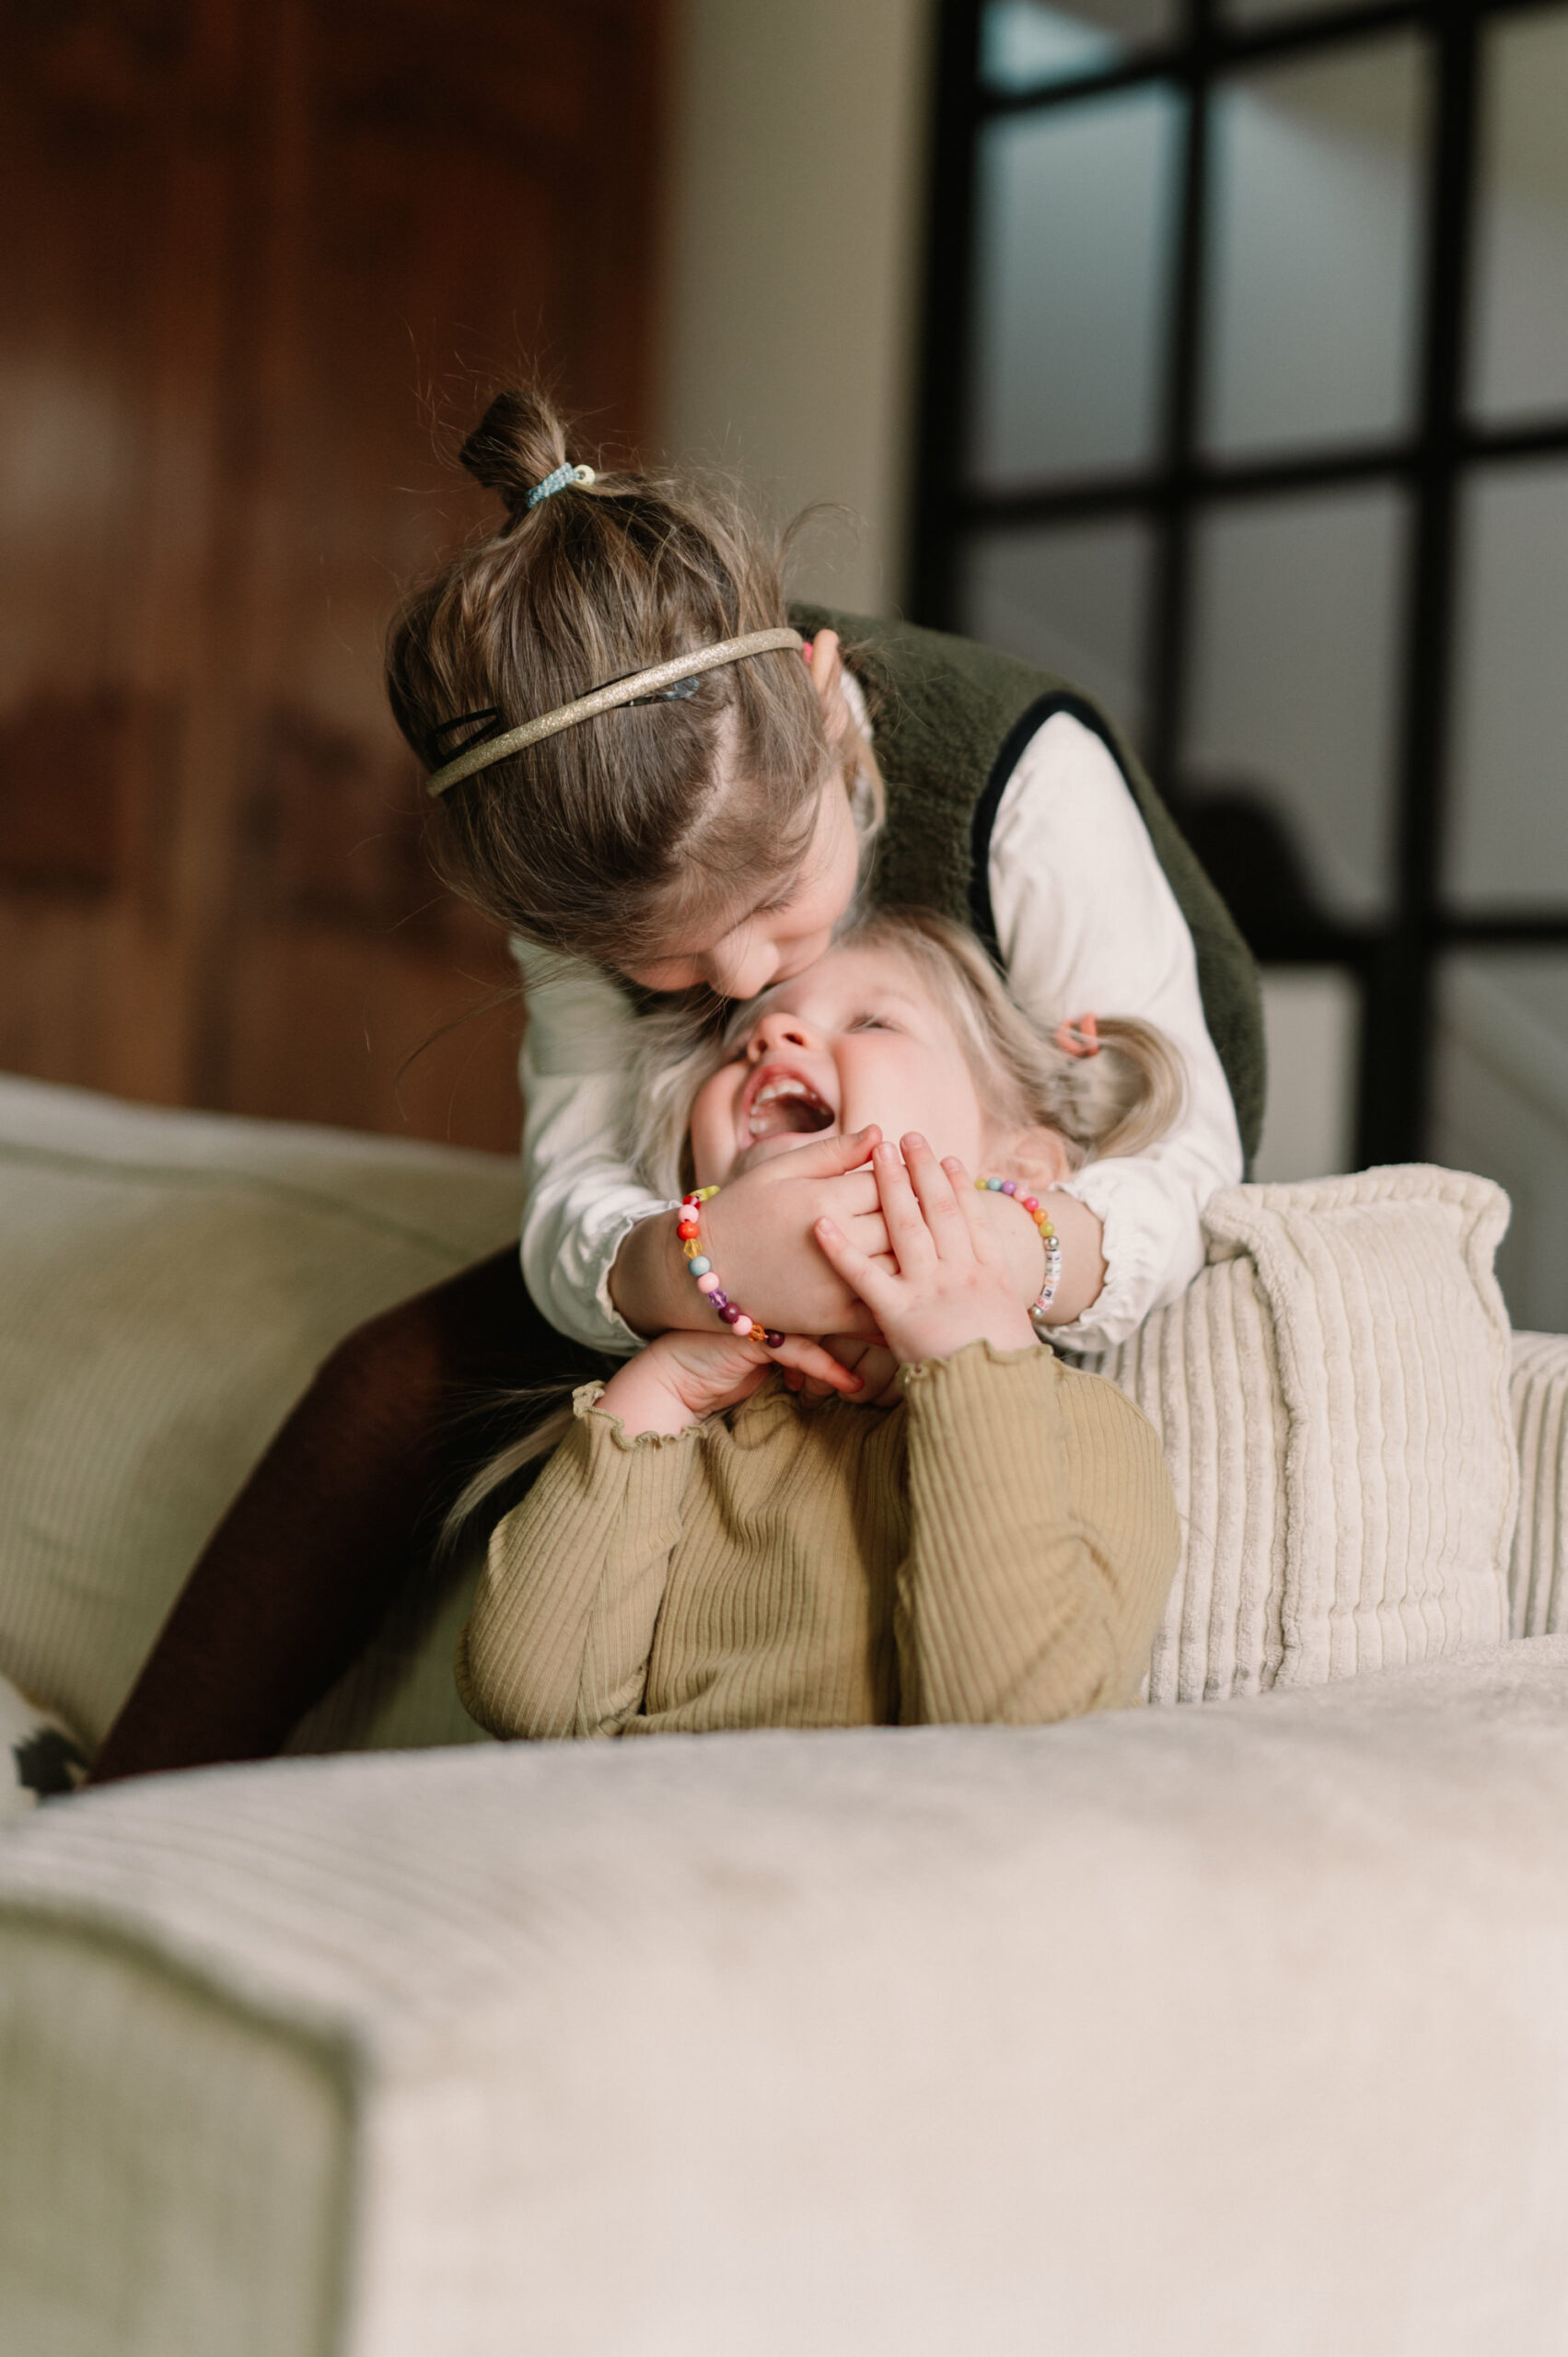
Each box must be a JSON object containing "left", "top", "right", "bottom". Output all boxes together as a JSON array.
[{"left": 457, "top": 1340, "right": 1179, "bottom": 1741}]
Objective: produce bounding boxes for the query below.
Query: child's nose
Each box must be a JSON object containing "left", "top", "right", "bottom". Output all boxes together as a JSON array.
[
  {"left": 749, "top": 1012, "right": 817, "bottom": 1058},
  {"left": 704, "top": 935, "right": 778, "bottom": 1001}
]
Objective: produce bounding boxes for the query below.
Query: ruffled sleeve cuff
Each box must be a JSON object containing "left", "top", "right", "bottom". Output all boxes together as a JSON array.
[
  {"left": 572, "top": 1379, "right": 703, "bottom": 1456},
  {"left": 584, "top": 1204, "right": 683, "bottom": 1357},
  {"left": 1045, "top": 1163, "right": 1200, "bottom": 1356}
]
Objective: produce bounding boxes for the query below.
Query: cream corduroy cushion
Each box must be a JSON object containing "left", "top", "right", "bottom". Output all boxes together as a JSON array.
[
  {"left": 0, "top": 1076, "right": 519, "bottom": 1747},
  {"left": 1074, "top": 1167, "right": 1517, "bottom": 1701},
  {"left": 1508, "top": 1331, "right": 1568, "bottom": 1638}
]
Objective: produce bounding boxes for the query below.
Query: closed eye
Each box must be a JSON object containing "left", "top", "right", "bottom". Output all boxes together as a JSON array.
[{"left": 846, "top": 1012, "right": 895, "bottom": 1033}]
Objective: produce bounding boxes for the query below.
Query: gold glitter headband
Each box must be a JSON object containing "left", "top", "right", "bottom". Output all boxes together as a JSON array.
[{"left": 424, "top": 627, "right": 807, "bottom": 799}]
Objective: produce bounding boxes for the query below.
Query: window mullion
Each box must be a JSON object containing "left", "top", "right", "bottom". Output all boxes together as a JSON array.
[
  {"left": 1144, "top": 0, "right": 1214, "bottom": 802},
  {"left": 910, "top": 0, "right": 986, "bottom": 630},
  {"left": 1356, "top": 0, "right": 1481, "bottom": 1165}
]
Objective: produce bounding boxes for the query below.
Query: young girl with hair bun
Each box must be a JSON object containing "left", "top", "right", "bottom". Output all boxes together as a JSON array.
[
  {"left": 393, "top": 385, "right": 1257, "bottom": 1364},
  {"left": 91, "top": 386, "right": 1256, "bottom": 1782},
  {"left": 458, "top": 907, "right": 1182, "bottom": 1740}
]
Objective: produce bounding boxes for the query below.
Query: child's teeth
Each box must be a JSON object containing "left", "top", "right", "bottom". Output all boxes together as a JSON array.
[{"left": 747, "top": 1073, "right": 831, "bottom": 1140}]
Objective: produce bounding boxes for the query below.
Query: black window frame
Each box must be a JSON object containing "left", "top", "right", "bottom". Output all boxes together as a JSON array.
[{"left": 911, "top": 0, "right": 1568, "bottom": 1168}]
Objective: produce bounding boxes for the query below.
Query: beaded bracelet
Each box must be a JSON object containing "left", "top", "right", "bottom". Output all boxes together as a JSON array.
[
  {"left": 976, "top": 1177, "right": 1062, "bottom": 1318},
  {"left": 678, "top": 1186, "right": 784, "bottom": 1349}
]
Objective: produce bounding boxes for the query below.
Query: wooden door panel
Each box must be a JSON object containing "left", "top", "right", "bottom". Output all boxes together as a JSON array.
[
  {"left": 0, "top": 0, "right": 663, "bottom": 1155},
  {"left": 0, "top": 1, "right": 238, "bottom": 1109}
]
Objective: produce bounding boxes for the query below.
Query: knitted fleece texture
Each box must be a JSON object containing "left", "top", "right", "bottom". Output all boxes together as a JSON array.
[
  {"left": 790, "top": 601, "right": 1265, "bottom": 1167},
  {"left": 457, "top": 1340, "right": 1179, "bottom": 1740}
]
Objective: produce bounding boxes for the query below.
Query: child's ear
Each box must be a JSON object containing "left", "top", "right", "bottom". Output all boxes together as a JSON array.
[{"left": 994, "top": 1124, "right": 1071, "bottom": 1190}]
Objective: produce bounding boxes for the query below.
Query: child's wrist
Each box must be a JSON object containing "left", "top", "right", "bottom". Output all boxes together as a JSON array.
[
  {"left": 1031, "top": 1189, "right": 1106, "bottom": 1325},
  {"left": 972, "top": 1188, "right": 1050, "bottom": 1309},
  {"left": 888, "top": 1299, "right": 1040, "bottom": 1367},
  {"left": 607, "top": 1210, "right": 697, "bottom": 1339},
  {"left": 675, "top": 1189, "right": 784, "bottom": 1350},
  {"left": 598, "top": 1342, "right": 703, "bottom": 1437}
]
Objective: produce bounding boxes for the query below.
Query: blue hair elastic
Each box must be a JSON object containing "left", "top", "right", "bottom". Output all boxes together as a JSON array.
[{"left": 527, "top": 461, "right": 597, "bottom": 510}]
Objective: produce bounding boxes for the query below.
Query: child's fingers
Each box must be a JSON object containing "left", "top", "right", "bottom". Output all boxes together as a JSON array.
[
  {"left": 834, "top": 1202, "right": 891, "bottom": 1261},
  {"left": 871, "top": 1141, "right": 935, "bottom": 1278},
  {"left": 813, "top": 1214, "right": 900, "bottom": 1318},
  {"left": 842, "top": 1341, "right": 900, "bottom": 1405},
  {"left": 769, "top": 1332, "right": 865, "bottom": 1395},
  {"left": 784, "top": 1123, "right": 880, "bottom": 1179},
  {"left": 942, "top": 1157, "right": 1008, "bottom": 1267},
  {"left": 900, "top": 1134, "right": 972, "bottom": 1260},
  {"left": 797, "top": 1332, "right": 879, "bottom": 1405},
  {"left": 817, "top": 1333, "right": 876, "bottom": 1375},
  {"left": 676, "top": 1329, "right": 772, "bottom": 1374}
]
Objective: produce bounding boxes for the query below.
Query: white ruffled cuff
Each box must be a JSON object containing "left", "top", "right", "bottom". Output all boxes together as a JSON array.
[
  {"left": 1043, "top": 1164, "right": 1194, "bottom": 1356},
  {"left": 587, "top": 1200, "right": 684, "bottom": 1356}
]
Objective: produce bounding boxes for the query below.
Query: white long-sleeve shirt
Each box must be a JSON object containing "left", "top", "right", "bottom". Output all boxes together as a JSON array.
[{"left": 515, "top": 699, "right": 1243, "bottom": 1358}]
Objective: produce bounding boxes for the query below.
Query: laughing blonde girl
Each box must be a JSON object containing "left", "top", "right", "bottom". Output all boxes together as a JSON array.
[{"left": 458, "top": 909, "right": 1182, "bottom": 1740}]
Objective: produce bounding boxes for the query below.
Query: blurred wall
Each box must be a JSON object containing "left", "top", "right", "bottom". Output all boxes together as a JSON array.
[{"left": 657, "top": 0, "right": 936, "bottom": 614}]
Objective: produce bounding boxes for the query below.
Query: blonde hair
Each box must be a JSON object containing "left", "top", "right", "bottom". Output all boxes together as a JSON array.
[
  {"left": 388, "top": 384, "right": 872, "bottom": 970},
  {"left": 626, "top": 906, "right": 1185, "bottom": 1199}
]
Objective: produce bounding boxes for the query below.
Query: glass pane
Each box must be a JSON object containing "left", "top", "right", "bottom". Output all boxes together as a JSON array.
[
  {"left": 1469, "top": 9, "right": 1568, "bottom": 424},
  {"left": 981, "top": 0, "right": 1175, "bottom": 93},
  {"left": 1253, "top": 968, "right": 1359, "bottom": 1182},
  {"left": 957, "top": 516, "right": 1152, "bottom": 741},
  {"left": 1445, "top": 461, "right": 1568, "bottom": 910},
  {"left": 1201, "top": 39, "right": 1426, "bottom": 459},
  {"left": 1432, "top": 951, "right": 1568, "bottom": 1332},
  {"left": 968, "top": 87, "right": 1182, "bottom": 486},
  {"left": 1183, "top": 488, "right": 1406, "bottom": 923}
]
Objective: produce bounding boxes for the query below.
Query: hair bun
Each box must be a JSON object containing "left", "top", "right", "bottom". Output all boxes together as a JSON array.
[{"left": 460, "top": 387, "right": 572, "bottom": 521}]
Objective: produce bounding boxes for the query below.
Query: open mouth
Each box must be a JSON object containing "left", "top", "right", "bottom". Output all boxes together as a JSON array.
[{"left": 744, "top": 1072, "right": 836, "bottom": 1144}]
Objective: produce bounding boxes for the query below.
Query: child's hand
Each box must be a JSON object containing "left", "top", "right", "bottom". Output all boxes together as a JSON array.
[
  {"left": 598, "top": 1326, "right": 864, "bottom": 1439},
  {"left": 610, "top": 1130, "right": 892, "bottom": 1345},
  {"left": 813, "top": 1135, "right": 1040, "bottom": 1367},
  {"left": 695, "top": 1126, "right": 892, "bottom": 1338},
  {"left": 783, "top": 1334, "right": 902, "bottom": 1409}
]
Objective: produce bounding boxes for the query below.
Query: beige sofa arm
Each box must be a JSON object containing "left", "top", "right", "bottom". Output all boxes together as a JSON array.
[
  {"left": 7, "top": 1645, "right": 1568, "bottom": 2355},
  {"left": 1510, "top": 1333, "right": 1568, "bottom": 1636}
]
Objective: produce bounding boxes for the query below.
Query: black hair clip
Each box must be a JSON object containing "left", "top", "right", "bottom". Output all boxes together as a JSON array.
[
  {"left": 425, "top": 707, "right": 507, "bottom": 767},
  {"left": 589, "top": 663, "right": 702, "bottom": 709}
]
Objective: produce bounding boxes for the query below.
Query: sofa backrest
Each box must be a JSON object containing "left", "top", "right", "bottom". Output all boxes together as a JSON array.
[
  {"left": 0, "top": 1075, "right": 518, "bottom": 1749},
  {"left": 3, "top": 1075, "right": 1562, "bottom": 1765}
]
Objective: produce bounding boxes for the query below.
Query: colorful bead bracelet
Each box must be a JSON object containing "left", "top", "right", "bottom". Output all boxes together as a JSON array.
[
  {"left": 977, "top": 1177, "right": 1062, "bottom": 1318},
  {"left": 679, "top": 1186, "right": 784, "bottom": 1349}
]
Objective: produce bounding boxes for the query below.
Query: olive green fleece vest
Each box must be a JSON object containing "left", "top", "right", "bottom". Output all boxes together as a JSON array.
[{"left": 790, "top": 602, "right": 1265, "bottom": 1168}]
